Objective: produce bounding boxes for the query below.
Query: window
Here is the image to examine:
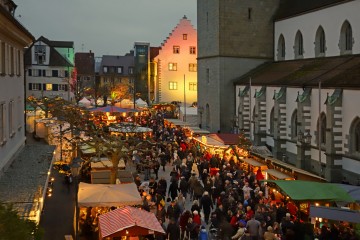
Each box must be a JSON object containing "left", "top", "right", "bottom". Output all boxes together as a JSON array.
[
  {"left": 183, "top": 34, "right": 187, "bottom": 40},
  {"left": 248, "top": 8, "right": 252, "bottom": 20},
  {"left": 269, "top": 107, "right": 274, "bottom": 135},
  {"left": 17, "top": 97, "right": 22, "bottom": 129},
  {"left": 34, "top": 45, "right": 46, "bottom": 64},
  {"left": 189, "top": 82, "right": 197, "bottom": 91},
  {"left": 206, "top": 68, "right": 210, "bottom": 84},
  {"left": 117, "top": 67, "right": 123, "bottom": 74},
  {"left": 190, "top": 46, "right": 196, "bottom": 55},
  {"left": 315, "top": 26, "right": 326, "bottom": 57},
  {"left": 169, "top": 82, "right": 178, "bottom": 90},
  {"left": 168, "top": 63, "right": 177, "bottom": 71},
  {"left": 128, "top": 67, "right": 134, "bottom": 74},
  {"left": 17, "top": 49, "right": 21, "bottom": 76},
  {"left": 52, "top": 70, "right": 59, "bottom": 77},
  {"left": 28, "top": 69, "right": 32, "bottom": 76},
  {"left": 103, "top": 66, "right": 108, "bottom": 73},
  {"left": 59, "top": 84, "right": 67, "bottom": 91},
  {"left": 8, "top": 100, "right": 14, "bottom": 137},
  {"left": 0, "top": 102, "right": 5, "bottom": 144},
  {"left": 205, "top": 104, "right": 210, "bottom": 128},
  {"left": 173, "top": 46, "right": 180, "bottom": 54},
  {"left": 294, "top": 30, "right": 304, "bottom": 58},
  {"left": 10, "top": 46, "right": 14, "bottom": 75},
  {"left": 317, "top": 113, "right": 326, "bottom": 146},
  {"left": 277, "top": 34, "right": 285, "bottom": 60},
  {"left": 189, "top": 63, "right": 197, "bottom": 72},
  {"left": 340, "top": 21, "right": 353, "bottom": 54},
  {"left": 31, "top": 83, "right": 41, "bottom": 90},
  {"left": 46, "top": 84, "right": 53, "bottom": 91},
  {"left": 0, "top": 42, "right": 5, "bottom": 74},
  {"left": 350, "top": 117, "right": 360, "bottom": 155},
  {"left": 291, "top": 110, "right": 298, "bottom": 139}
]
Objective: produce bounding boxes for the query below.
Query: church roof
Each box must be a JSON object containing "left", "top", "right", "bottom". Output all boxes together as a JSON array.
[
  {"left": 275, "top": 0, "right": 353, "bottom": 20},
  {"left": 233, "top": 54, "right": 360, "bottom": 89}
]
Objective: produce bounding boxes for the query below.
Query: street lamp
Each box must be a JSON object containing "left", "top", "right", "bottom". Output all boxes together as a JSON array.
[{"left": 298, "top": 129, "right": 312, "bottom": 144}]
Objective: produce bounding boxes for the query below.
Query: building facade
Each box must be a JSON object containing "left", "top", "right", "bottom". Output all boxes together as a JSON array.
[
  {"left": 0, "top": 0, "right": 34, "bottom": 175},
  {"left": 154, "top": 16, "right": 198, "bottom": 106},
  {"left": 234, "top": 0, "right": 360, "bottom": 183},
  {"left": 75, "top": 51, "right": 95, "bottom": 92},
  {"left": 98, "top": 54, "right": 135, "bottom": 103},
  {"left": 24, "top": 36, "right": 74, "bottom": 101},
  {"left": 134, "top": 42, "right": 150, "bottom": 103},
  {"left": 197, "top": 0, "right": 280, "bottom": 132}
]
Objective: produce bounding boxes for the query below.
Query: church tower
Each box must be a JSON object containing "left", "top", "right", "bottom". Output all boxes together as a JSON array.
[{"left": 197, "top": 0, "right": 280, "bottom": 132}]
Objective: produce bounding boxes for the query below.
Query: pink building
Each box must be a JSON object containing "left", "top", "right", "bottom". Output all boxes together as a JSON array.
[{"left": 154, "top": 16, "right": 197, "bottom": 105}]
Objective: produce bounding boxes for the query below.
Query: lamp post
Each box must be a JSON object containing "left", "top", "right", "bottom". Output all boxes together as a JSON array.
[{"left": 296, "top": 129, "right": 312, "bottom": 170}]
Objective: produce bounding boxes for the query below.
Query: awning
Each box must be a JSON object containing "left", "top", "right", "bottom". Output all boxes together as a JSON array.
[
  {"left": 99, "top": 206, "right": 165, "bottom": 238},
  {"left": 242, "top": 158, "right": 266, "bottom": 168},
  {"left": 265, "top": 180, "right": 355, "bottom": 202},
  {"left": 251, "top": 146, "right": 273, "bottom": 157},
  {"left": 334, "top": 184, "right": 360, "bottom": 203},
  {"left": 310, "top": 205, "right": 360, "bottom": 223},
  {"left": 265, "top": 169, "right": 294, "bottom": 180}
]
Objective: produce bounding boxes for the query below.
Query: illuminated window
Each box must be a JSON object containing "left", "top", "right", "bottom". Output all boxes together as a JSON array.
[
  {"left": 173, "top": 46, "right": 180, "bottom": 54},
  {"left": 190, "top": 46, "right": 196, "bottom": 54},
  {"left": 168, "top": 63, "right": 177, "bottom": 71},
  {"left": 183, "top": 34, "right": 187, "bottom": 40},
  {"left": 169, "top": 82, "right": 178, "bottom": 90},
  {"left": 46, "top": 84, "right": 53, "bottom": 91},
  {"left": 189, "top": 63, "right": 197, "bottom": 72},
  {"left": 189, "top": 82, "right": 197, "bottom": 91}
]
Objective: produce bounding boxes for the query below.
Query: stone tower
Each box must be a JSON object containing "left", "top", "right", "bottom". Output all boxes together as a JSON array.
[{"left": 197, "top": 0, "right": 280, "bottom": 132}]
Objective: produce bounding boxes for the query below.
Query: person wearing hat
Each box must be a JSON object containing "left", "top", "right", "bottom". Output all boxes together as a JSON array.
[
  {"left": 263, "top": 225, "right": 279, "bottom": 240},
  {"left": 200, "top": 191, "right": 213, "bottom": 224}
]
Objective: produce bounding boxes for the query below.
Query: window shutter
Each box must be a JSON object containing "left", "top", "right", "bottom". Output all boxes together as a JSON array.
[
  {"left": 29, "top": 83, "right": 32, "bottom": 90},
  {"left": 53, "top": 84, "right": 58, "bottom": 91},
  {"left": 43, "top": 84, "right": 46, "bottom": 91}
]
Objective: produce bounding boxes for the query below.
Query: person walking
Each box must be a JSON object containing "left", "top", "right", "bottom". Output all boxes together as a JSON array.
[
  {"left": 246, "top": 215, "right": 261, "bottom": 240},
  {"left": 166, "top": 218, "right": 181, "bottom": 240},
  {"left": 200, "top": 191, "right": 213, "bottom": 224},
  {"left": 168, "top": 180, "right": 179, "bottom": 201}
]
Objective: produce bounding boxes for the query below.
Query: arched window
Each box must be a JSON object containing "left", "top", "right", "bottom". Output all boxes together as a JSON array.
[
  {"left": 340, "top": 21, "right": 353, "bottom": 54},
  {"left": 315, "top": 26, "right": 326, "bottom": 57},
  {"left": 291, "top": 110, "right": 298, "bottom": 139},
  {"left": 317, "top": 113, "right": 327, "bottom": 145},
  {"left": 269, "top": 107, "right": 274, "bottom": 135},
  {"left": 350, "top": 117, "right": 360, "bottom": 155},
  {"left": 294, "top": 31, "right": 304, "bottom": 58},
  {"left": 277, "top": 34, "right": 285, "bottom": 60},
  {"left": 205, "top": 104, "right": 210, "bottom": 129}
]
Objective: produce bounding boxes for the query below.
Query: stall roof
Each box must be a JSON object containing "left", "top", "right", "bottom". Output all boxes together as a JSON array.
[
  {"left": 242, "top": 158, "right": 266, "bottom": 167},
  {"left": 99, "top": 206, "right": 165, "bottom": 238},
  {"left": 187, "top": 126, "right": 210, "bottom": 134},
  {"left": 334, "top": 184, "right": 360, "bottom": 203},
  {"left": 165, "top": 118, "right": 191, "bottom": 126},
  {"left": 78, "top": 182, "right": 142, "bottom": 207},
  {"left": 265, "top": 180, "right": 355, "bottom": 202},
  {"left": 265, "top": 169, "right": 294, "bottom": 180},
  {"left": 310, "top": 205, "right": 360, "bottom": 223}
]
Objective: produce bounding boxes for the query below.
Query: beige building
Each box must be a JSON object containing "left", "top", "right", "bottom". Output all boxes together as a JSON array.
[
  {"left": 154, "top": 16, "right": 197, "bottom": 106},
  {"left": 0, "top": 0, "right": 34, "bottom": 175}
]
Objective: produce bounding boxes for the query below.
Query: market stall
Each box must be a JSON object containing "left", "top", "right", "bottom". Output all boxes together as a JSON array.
[
  {"left": 109, "top": 123, "right": 152, "bottom": 140},
  {"left": 98, "top": 206, "right": 165, "bottom": 239}
]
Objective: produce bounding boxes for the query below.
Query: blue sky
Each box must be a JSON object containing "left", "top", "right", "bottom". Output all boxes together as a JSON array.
[{"left": 14, "top": 0, "right": 197, "bottom": 57}]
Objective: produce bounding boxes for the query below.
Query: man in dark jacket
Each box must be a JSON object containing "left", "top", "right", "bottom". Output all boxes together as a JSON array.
[
  {"left": 200, "top": 191, "right": 213, "bottom": 224},
  {"left": 179, "top": 176, "right": 189, "bottom": 199},
  {"left": 166, "top": 200, "right": 181, "bottom": 222},
  {"left": 166, "top": 218, "right": 180, "bottom": 240}
]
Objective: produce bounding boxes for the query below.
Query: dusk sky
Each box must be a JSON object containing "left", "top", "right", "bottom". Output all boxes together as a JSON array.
[{"left": 14, "top": 0, "right": 197, "bottom": 57}]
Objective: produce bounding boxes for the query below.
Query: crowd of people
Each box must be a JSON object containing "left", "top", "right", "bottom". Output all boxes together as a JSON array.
[{"left": 97, "top": 109, "right": 359, "bottom": 240}]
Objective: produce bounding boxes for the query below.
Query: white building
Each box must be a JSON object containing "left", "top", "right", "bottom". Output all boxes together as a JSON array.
[
  {"left": 234, "top": 0, "right": 360, "bottom": 183},
  {"left": 154, "top": 15, "right": 197, "bottom": 106},
  {"left": 25, "top": 36, "right": 74, "bottom": 101},
  {"left": 0, "top": 0, "right": 34, "bottom": 175}
]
